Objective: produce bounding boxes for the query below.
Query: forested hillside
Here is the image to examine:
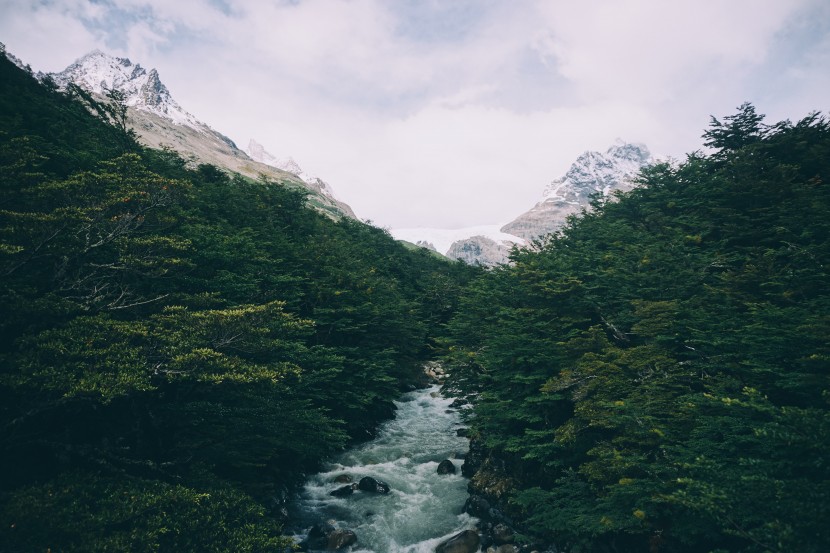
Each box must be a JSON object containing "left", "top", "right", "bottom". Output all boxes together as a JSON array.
[
  {"left": 0, "top": 55, "right": 474, "bottom": 551},
  {"left": 445, "top": 104, "right": 830, "bottom": 552}
]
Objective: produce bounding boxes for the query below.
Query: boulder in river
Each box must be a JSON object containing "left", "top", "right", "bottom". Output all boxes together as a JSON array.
[
  {"left": 358, "top": 476, "right": 391, "bottom": 494},
  {"left": 435, "top": 529, "right": 481, "bottom": 553},
  {"left": 437, "top": 459, "right": 457, "bottom": 475},
  {"left": 333, "top": 474, "right": 353, "bottom": 483},
  {"left": 327, "top": 529, "right": 358, "bottom": 550},
  {"left": 456, "top": 428, "right": 469, "bottom": 438},
  {"left": 329, "top": 485, "right": 355, "bottom": 497},
  {"left": 303, "top": 521, "right": 334, "bottom": 550},
  {"left": 303, "top": 521, "right": 358, "bottom": 551},
  {"left": 463, "top": 495, "right": 492, "bottom": 518}
]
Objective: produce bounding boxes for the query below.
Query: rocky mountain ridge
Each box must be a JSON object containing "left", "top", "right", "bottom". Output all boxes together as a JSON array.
[
  {"left": 46, "top": 50, "right": 355, "bottom": 219},
  {"left": 52, "top": 50, "right": 202, "bottom": 129},
  {"left": 501, "top": 141, "right": 652, "bottom": 240}
]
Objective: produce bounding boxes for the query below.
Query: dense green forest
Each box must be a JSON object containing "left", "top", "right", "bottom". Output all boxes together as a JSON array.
[
  {"left": 0, "top": 55, "right": 475, "bottom": 551},
  {"left": 445, "top": 104, "right": 830, "bottom": 552}
]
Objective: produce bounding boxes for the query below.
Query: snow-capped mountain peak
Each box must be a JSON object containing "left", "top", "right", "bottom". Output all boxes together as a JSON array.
[
  {"left": 500, "top": 141, "right": 652, "bottom": 242},
  {"left": 23, "top": 46, "right": 356, "bottom": 220},
  {"left": 541, "top": 141, "right": 651, "bottom": 203},
  {"left": 51, "top": 50, "right": 202, "bottom": 129}
]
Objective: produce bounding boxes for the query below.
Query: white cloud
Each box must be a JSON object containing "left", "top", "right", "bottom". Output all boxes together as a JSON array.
[{"left": 0, "top": 0, "right": 103, "bottom": 71}]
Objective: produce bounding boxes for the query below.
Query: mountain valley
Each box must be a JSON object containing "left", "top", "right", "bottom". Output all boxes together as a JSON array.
[{"left": 2, "top": 42, "right": 829, "bottom": 553}]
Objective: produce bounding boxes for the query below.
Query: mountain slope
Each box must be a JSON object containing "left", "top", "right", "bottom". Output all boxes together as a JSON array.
[{"left": 50, "top": 51, "right": 355, "bottom": 219}]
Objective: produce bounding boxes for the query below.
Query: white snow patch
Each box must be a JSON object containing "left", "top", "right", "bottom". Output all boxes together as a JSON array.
[
  {"left": 245, "top": 139, "right": 341, "bottom": 201},
  {"left": 51, "top": 50, "right": 204, "bottom": 132}
]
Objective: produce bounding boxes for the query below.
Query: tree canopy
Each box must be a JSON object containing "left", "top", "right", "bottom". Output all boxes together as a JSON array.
[{"left": 445, "top": 105, "right": 830, "bottom": 553}]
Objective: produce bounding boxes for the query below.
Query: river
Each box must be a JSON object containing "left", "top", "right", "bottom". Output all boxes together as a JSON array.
[{"left": 290, "top": 384, "right": 477, "bottom": 552}]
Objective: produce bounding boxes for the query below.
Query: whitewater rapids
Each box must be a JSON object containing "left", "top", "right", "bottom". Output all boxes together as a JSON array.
[{"left": 291, "top": 385, "right": 477, "bottom": 552}]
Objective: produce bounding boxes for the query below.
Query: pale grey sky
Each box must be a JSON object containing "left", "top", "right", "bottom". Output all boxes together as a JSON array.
[{"left": 2, "top": 0, "right": 829, "bottom": 228}]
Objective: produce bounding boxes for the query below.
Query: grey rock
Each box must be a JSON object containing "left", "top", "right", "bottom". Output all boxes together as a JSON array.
[
  {"left": 304, "top": 521, "right": 335, "bottom": 550},
  {"left": 304, "top": 522, "right": 358, "bottom": 551},
  {"left": 447, "top": 235, "right": 514, "bottom": 267},
  {"left": 329, "top": 485, "right": 355, "bottom": 497},
  {"left": 435, "top": 529, "right": 481, "bottom": 553},
  {"left": 358, "top": 476, "right": 390, "bottom": 493},
  {"left": 492, "top": 523, "right": 514, "bottom": 545},
  {"left": 437, "top": 459, "right": 457, "bottom": 474},
  {"left": 464, "top": 495, "right": 492, "bottom": 518},
  {"left": 326, "top": 529, "right": 357, "bottom": 550}
]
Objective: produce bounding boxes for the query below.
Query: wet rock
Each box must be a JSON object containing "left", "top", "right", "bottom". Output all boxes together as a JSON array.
[
  {"left": 329, "top": 485, "right": 355, "bottom": 497},
  {"left": 437, "top": 459, "right": 457, "bottom": 475},
  {"left": 464, "top": 495, "right": 492, "bottom": 519},
  {"left": 303, "top": 522, "right": 357, "bottom": 551},
  {"left": 358, "top": 476, "right": 390, "bottom": 494},
  {"left": 332, "top": 474, "right": 353, "bottom": 483},
  {"left": 456, "top": 428, "right": 469, "bottom": 437},
  {"left": 424, "top": 362, "right": 443, "bottom": 384},
  {"left": 492, "top": 523, "right": 514, "bottom": 545},
  {"left": 454, "top": 452, "right": 467, "bottom": 460},
  {"left": 461, "top": 439, "right": 487, "bottom": 477},
  {"left": 435, "top": 529, "right": 481, "bottom": 553},
  {"left": 327, "top": 529, "right": 357, "bottom": 550},
  {"left": 303, "top": 521, "right": 335, "bottom": 550}
]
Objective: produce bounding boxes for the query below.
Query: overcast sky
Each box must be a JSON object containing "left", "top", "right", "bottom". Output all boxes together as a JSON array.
[{"left": 2, "top": 0, "right": 829, "bottom": 229}]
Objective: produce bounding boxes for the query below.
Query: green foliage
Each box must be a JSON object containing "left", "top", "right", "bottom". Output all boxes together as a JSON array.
[
  {"left": 0, "top": 55, "right": 474, "bottom": 549},
  {"left": 1, "top": 473, "right": 291, "bottom": 552},
  {"left": 446, "top": 106, "right": 830, "bottom": 552}
]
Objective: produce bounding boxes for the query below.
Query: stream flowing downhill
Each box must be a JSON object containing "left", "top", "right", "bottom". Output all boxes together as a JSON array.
[{"left": 290, "top": 385, "right": 477, "bottom": 552}]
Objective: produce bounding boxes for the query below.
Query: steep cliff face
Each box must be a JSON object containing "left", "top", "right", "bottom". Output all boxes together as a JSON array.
[{"left": 502, "top": 142, "right": 652, "bottom": 240}]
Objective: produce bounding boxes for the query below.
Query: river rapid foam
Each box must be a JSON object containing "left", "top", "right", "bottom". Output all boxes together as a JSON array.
[{"left": 291, "top": 385, "right": 476, "bottom": 552}]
